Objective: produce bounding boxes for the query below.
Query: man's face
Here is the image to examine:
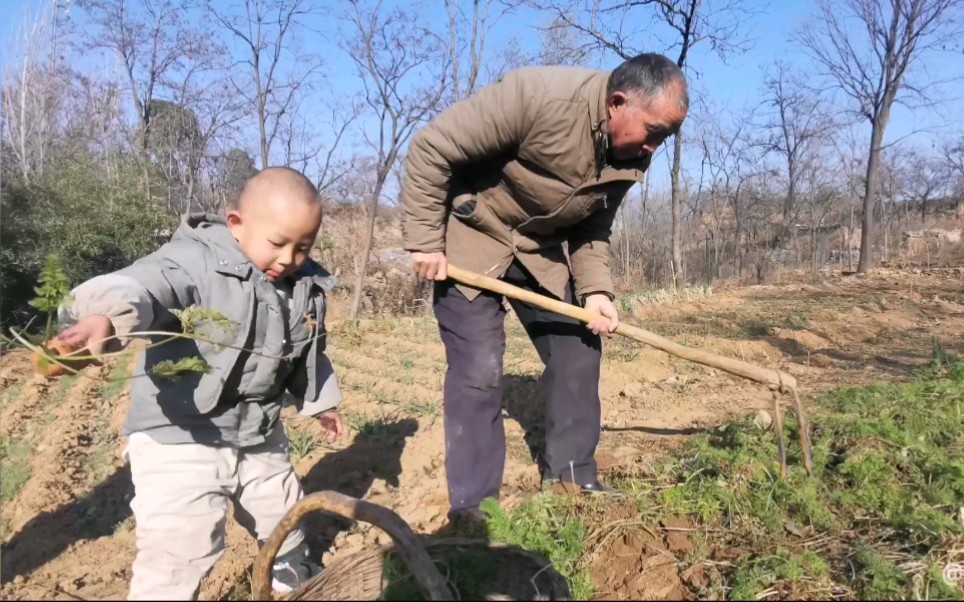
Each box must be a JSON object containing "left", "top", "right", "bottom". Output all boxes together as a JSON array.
[
  {"left": 227, "top": 195, "right": 322, "bottom": 282},
  {"left": 607, "top": 85, "right": 687, "bottom": 162}
]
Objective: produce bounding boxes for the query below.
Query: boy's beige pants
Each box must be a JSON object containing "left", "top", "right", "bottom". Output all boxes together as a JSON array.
[{"left": 124, "top": 427, "right": 305, "bottom": 600}]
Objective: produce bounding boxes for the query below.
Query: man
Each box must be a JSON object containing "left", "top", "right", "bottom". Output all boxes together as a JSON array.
[{"left": 400, "top": 53, "right": 688, "bottom": 524}]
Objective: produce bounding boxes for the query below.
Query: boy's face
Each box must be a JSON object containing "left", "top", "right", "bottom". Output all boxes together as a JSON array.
[{"left": 227, "top": 193, "right": 323, "bottom": 282}]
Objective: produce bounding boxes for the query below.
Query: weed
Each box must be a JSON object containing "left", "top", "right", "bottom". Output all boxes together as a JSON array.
[
  {"left": 101, "top": 350, "right": 135, "bottom": 402},
  {"left": 288, "top": 428, "right": 322, "bottom": 461},
  {"left": 483, "top": 495, "right": 594, "bottom": 600},
  {"left": 620, "top": 285, "right": 714, "bottom": 314},
  {"left": 851, "top": 546, "right": 907, "bottom": 600},
  {"left": 729, "top": 548, "right": 831, "bottom": 601},
  {"left": 0, "top": 383, "right": 23, "bottom": 409},
  {"left": 85, "top": 445, "right": 115, "bottom": 482},
  {"left": 1, "top": 437, "right": 33, "bottom": 503},
  {"left": 404, "top": 400, "right": 440, "bottom": 419},
  {"left": 784, "top": 312, "right": 811, "bottom": 330},
  {"left": 343, "top": 412, "right": 401, "bottom": 440},
  {"left": 380, "top": 546, "right": 500, "bottom": 601},
  {"left": 742, "top": 319, "right": 771, "bottom": 338},
  {"left": 224, "top": 570, "right": 253, "bottom": 601},
  {"left": 39, "top": 374, "right": 77, "bottom": 427},
  {"left": 614, "top": 362, "right": 964, "bottom": 600}
]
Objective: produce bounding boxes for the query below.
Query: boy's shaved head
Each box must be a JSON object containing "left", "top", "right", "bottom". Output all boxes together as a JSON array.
[
  {"left": 234, "top": 166, "right": 320, "bottom": 211},
  {"left": 227, "top": 166, "right": 323, "bottom": 282}
]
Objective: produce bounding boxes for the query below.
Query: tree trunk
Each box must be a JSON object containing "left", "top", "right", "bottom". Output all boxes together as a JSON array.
[
  {"left": 184, "top": 170, "right": 196, "bottom": 218},
  {"left": 858, "top": 110, "right": 890, "bottom": 273},
  {"left": 811, "top": 224, "right": 818, "bottom": 282},
  {"left": 350, "top": 171, "right": 388, "bottom": 319},
  {"left": 848, "top": 205, "right": 855, "bottom": 271},
  {"left": 705, "top": 233, "right": 711, "bottom": 287},
  {"left": 670, "top": 131, "right": 684, "bottom": 287},
  {"left": 620, "top": 199, "right": 630, "bottom": 282},
  {"left": 713, "top": 229, "right": 721, "bottom": 279}
]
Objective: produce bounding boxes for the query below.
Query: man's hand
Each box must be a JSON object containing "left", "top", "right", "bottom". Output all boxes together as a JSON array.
[
  {"left": 55, "top": 315, "right": 114, "bottom": 356},
  {"left": 319, "top": 411, "right": 345, "bottom": 444},
  {"left": 412, "top": 252, "right": 448, "bottom": 281},
  {"left": 584, "top": 294, "right": 619, "bottom": 337}
]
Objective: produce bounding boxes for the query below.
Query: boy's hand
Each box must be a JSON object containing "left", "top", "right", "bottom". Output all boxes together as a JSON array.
[
  {"left": 55, "top": 315, "right": 114, "bottom": 356},
  {"left": 319, "top": 411, "right": 345, "bottom": 443}
]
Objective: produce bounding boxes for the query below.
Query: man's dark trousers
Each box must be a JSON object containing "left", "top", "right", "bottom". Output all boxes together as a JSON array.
[{"left": 434, "top": 260, "right": 603, "bottom": 516}]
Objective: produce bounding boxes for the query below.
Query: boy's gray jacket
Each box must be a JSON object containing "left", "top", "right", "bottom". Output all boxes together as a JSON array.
[{"left": 58, "top": 214, "right": 342, "bottom": 447}]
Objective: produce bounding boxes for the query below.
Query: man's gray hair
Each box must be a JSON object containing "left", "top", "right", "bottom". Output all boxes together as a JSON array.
[{"left": 608, "top": 53, "right": 689, "bottom": 112}]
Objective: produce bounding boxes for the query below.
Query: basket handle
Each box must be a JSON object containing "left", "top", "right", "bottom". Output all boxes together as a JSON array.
[{"left": 251, "top": 491, "right": 453, "bottom": 601}]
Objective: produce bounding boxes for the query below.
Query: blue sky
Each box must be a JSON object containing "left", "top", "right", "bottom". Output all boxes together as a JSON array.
[{"left": 2, "top": 0, "right": 961, "bottom": 193}]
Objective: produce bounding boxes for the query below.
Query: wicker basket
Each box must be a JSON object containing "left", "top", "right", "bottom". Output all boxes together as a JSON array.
[{"left": 252, "top": 492, "right": 572, "bottom": 601}]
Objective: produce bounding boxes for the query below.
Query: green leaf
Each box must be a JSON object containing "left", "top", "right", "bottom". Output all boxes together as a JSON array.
[
  {"left": 150, "top": 358, "right": 211, "bottom": 381},
  {"left": 28, "top": 254, "right": 72, "bottom": 314}
]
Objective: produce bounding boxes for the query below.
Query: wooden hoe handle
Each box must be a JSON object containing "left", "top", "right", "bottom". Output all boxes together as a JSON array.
[{"left": 445, "top": 264, "right": 814, "bottom": 476}]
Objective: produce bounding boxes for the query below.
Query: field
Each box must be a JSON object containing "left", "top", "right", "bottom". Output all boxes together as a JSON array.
[{"left": 1, "top": 266, "right": 963, "bottom": 600}]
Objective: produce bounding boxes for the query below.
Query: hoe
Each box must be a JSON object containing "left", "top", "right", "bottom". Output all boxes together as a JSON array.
[{"left": 446, "top": 264, "right": 815, "bottom": 478}]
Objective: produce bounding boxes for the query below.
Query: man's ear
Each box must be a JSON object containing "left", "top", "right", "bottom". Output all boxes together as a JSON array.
[{"left": 608, "top": 91, "right": 630, "bottom": 110}]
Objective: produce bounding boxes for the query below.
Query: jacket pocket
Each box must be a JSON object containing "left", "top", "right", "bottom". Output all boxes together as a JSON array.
[
  {"left": 451, "top": 193, "right": 481, "bottom": 225},
  {"left": 575, "top": 191, "right": 606, "bottom": 217}
]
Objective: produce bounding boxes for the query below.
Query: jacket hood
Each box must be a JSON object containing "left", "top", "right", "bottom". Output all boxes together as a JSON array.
[
  {"left": 171, "top": 213, "right": 336, "bottom": 290},
  {"left": 171, "top": 213, "right": 249, "bottom": 264}
]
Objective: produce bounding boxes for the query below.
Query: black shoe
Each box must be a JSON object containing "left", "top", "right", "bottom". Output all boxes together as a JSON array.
[
  {"left": 579, "top": 480, "right": 620, "bottom": 495},
  {"left": 442, "top": 506, "right": 488, "bottom": 538},
  {"left": 543, "top": 478, "right": 621, "bottom": 496},
  {"left": 448, "top": 506, "right": 486, "bottom": 523},
  {"left": 271, "top": 542, "right": 323, "bottom": 594}
]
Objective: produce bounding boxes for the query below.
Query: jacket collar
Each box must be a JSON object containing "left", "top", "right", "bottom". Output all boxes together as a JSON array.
[
  {"left": 586, "top": 72, "right": 651, "bottom": 185},
  {"left": 171, "top": 213, "right": 255, "bottom": 280},
  {"left": 294, "top": 259, "right": 338, "bottom": 292},
  {"left": 177, "top": 213, "right": 337, "bottom": 288}
]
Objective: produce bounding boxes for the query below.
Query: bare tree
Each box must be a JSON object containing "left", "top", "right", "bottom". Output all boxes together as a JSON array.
[
  {"left": 209, "top": 0, "right": 324, "bottom": 169},
  {"left": 797, "top": 0, "right": 963, "bottom": 273},
  {"left": 759, "top": 61, "right": 837, "bottom": 227},
  {"left": 1, "top": 1, "right": 73, "bottom": 184},
  {"left": 445, "top": 0, "right": 520, "bottom": 102},
  {"left": 152, "top": 64, "right": 248, "bottom": 216},
  {"left": 77, "top": 0, "right": 217, "bottom": 154},
  {"left": 696, "top": 103, "right": 752, "bottom": 279},
  {"left": 943, "top": 137, "right": 964, "bottom": 208},
  {"left": 525, "top": 0, "right": 758, "bottom": 286},
  {"left": 899, "top": 148, "right": 950, "bottom": 224},
  {"left": 312, "top": 103, "right": 361, "bottom": 197},
  {"left": 799, "top": 159, "right": 842, "bottom": 280},
  {"left": 344, "top": 0, "right": 450, "bottom": 320}
]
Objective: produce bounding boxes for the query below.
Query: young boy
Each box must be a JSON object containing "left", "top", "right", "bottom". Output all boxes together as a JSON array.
[{"left": 54, "top": 167, "right": 344, "bottom": 600}]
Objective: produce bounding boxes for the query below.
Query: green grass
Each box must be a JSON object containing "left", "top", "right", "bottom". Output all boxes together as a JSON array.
[
  {"left": 613, "top": 362, "right": 964, "bottom": 600},
  {"left": 101, "top": 350, "right": 135, "bottom": 402},
  {"left": 378, "top": 494, "right": 592, "bottom": 600},
  {"left": 483, "top": 495, "right": 593, "bottom": 600},
  {"left": 403, "top": 400, "right": 441, "bottom": 419},
  {"left": 741, "top": 318, "right": 772, "bottom": 338},
  {"left": 620, "top": 285, "right": 714, "bottom": 314},
  {"left": 0, "top": 382, "right": 23, "bottom": 409},
  {"left": 380, "top": 546, "right": 504, "bottom": 601},
  {"left": 343, "top": 412, "right": 406, "bottom": 440},
  {"left": 1, "top": 437, "right": 33, "bottom": 503},
  {"left": 730, "top": 548, "right": 831, "bottom": 601},
  {"left": 288, "top": 428, "right": 322, "bottom": 461}
]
